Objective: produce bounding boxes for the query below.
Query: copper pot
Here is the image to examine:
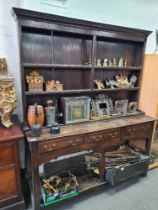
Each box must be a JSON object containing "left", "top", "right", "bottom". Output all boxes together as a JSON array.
[{"left": 27, "top": 104, "right": 44, "bottom": 127}]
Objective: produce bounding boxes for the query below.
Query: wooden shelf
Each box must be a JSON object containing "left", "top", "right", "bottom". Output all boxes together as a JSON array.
[
  {"left": 25, "top": 89, "right": 92, "bottom": 95},
  {"left": 23, "top": 63, "right": 92, "bottom": 68},
  {"left": 93, "top": 87, "right": 139, "bottom": 92},
  {"left": 94, "top": 66, "right": 142, "bottom": 70},
  {"left": 23, "top": 63, "right": 141, "bottom": 70},
  {"left": 25, "top": 87, "right": 139, "bottom": 96}
]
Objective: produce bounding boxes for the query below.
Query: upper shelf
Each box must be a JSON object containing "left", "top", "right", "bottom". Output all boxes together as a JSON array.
[
  {"left": 23, "top": 63, "right": 92, "bottom": 68},
  {"left": 23, "top": 63, "right": 141, "bottom": 70}
]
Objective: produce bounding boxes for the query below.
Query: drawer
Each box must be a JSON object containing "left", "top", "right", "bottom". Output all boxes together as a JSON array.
[
  {"left": 88, "top": 129, "right": 120, "bottom": 144},
  {"left": 121, "top": 122, "right": 153, "bottom": 141},
  {"left": 0, "top": 144, "right": 15, "bottom": 167},
  {"left": 38, "top": 136, "right": 84, "bottom": 153}
]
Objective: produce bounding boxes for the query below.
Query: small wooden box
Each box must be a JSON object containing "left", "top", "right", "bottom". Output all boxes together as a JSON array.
[
  {"left": 28, "top": 83, "right": 43, "bottom": 92},
  {"left": 46, "top": 81, "right": 63, "bottom": 91},
  {"left": 26, "top": 71, "right": 44, "bottom": 92}
]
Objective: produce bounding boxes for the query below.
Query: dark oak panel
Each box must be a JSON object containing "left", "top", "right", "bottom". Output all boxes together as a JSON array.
[
  {"left": 22, "top": 30, "right": 52, "bottom": 64},
  {"left": 53, "top": 33, "right": 92, "bottom": 65},
  {"left": 0, "top": 165, "right": 17, "bottom": 201},
  {"left": 96, "top": 38, "right": 144, "bottom": 67},
  {"left": 0, "top": 117, "right": 25, "bottom": 210},
  {"left": 0, "top": 144, "right": 15, "bottom": 167},
  {"left": 121, "top": 122, "right": 153, "bottom": 141},
  {"left": 55, "top": 68, "right": 91, "bottom": 90}
]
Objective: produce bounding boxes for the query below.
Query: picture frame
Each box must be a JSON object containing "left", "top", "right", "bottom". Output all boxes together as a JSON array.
[
  {"left": 61, "top": 96, "right": 91, "bottom": 124},
  {"left": 128, "top": 101, "right": 138, "bottom": 113},
  {"left": 115, "top": 100, "right": 128, "bottom": 115},
  {"left": 91, "top": 94, "right": 113, "bottom": 118}
]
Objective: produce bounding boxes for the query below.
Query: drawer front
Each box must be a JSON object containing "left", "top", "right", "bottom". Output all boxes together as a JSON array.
[
  {"left": 38, "top": 136, "right": 84, "bottom": 153},
  {"left": 121, "top": 122, "right": 153, "bottom": 141},
  {"left": 0, "top": 144, "right": 15, "bottom": 167},
  {"left": 0, "top": 165, "right": 18, "bottom": 201},
  {"left": 88, "top": 129, "right": 120, "bottom": 145}
]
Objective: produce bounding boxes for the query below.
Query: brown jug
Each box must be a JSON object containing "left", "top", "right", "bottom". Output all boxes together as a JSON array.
[{"left": 27, "top": 104, "right": 44, "bottom": 127}]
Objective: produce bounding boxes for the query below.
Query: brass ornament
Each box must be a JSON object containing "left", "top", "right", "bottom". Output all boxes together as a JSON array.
[
  {"left": 0, "top": 78, "right": 17, "bottom": 127},
  {"left": 0, "top": 58, "right": 17, "bottom": 127},
  {"left": 0, "top": 58, "right": 7, "bottom": 73}
]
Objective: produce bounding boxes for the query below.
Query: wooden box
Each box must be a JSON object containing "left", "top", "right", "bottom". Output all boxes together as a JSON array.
[
  {"left": 105, "top": 153, "right": 149, "bottom": 185},
  {"left": 61, "top": 96, "right": 91, "bottom": 124}
]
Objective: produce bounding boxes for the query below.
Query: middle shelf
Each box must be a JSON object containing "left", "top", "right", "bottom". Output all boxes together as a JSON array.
[
  {"left": 25, "top": 87, "right": 139, "bottom": 96},
  {"left": 23, "top": 63, "right": 142, "bottom": 71}
]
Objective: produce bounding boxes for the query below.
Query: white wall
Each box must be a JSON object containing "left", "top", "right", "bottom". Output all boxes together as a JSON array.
[
  {"left": 0, "top": 0, "right": 24, "bottom": 120},
  {"left": 0, "top": 0, "right": 158, "bottom": 120},
  {"left": 23, "top": 0, "right": 158, "bottom": 53}
]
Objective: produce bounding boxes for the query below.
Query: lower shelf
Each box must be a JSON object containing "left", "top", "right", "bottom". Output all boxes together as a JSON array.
[
  {"left": 40, "top": 174, "right": 105, "bottom": 207},
  {"left": 43, "top": 192, "right": 79, "bottom": 206},
  {"left": 78, "top": 175, "right": 106, "bottom": 192}
]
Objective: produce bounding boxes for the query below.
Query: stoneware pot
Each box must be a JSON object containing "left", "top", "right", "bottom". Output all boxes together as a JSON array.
[{"left": 31, "top": 124, "right": 42, "bottom": 137}]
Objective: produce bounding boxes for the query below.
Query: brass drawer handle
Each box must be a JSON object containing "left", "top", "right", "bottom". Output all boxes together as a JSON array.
[
  {"left": 108, "top": 132, "right": 118, "bottom": 138},
  {"left": 44, "top": 145, "right": 48, "bottom": 149},
  {"left": 98, "top": 135, "right": 103, "bottom": 138},
  {"left": 127, "top": 128, "right": 135, "bottom": 135},
  {"left": 44, "top": 143, "right": 56, "bottom": 150},
  {"left": 68, "top": 140, "right": 78, "bottom": 146}
]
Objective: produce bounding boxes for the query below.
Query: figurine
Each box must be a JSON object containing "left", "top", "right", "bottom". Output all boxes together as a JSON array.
[
  {"left": 124, "top": 58, "right": 128, "bottom": 67},
  {"left": 115, "top": 74, "right": 130, "bottom": 88},
  {"left": 106, "top": 79, "right": 117, "bottom": 89},
  {"left": 94, "top": 80, "right": 105, "bottom": 89},
  {"left": 85, "top": 56, "right": 92, "bottom": 65},
  {"left": 129, "top": 75, "right": 137, "bottom": 87},
  {"left": 96, "top": 59, "right": 102, "bottom": 66},
  {"left": 118, "top": 57, "right": 124, "bottom": 67},
  {"left": 112, "top": 58, "right": 117, "bottom": 67},
  {"left": 108, "top": 59, "right": 113, "bottom": 67},
  {"left": 103, "top": 58, "right": 108, "bottom": 67}
]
